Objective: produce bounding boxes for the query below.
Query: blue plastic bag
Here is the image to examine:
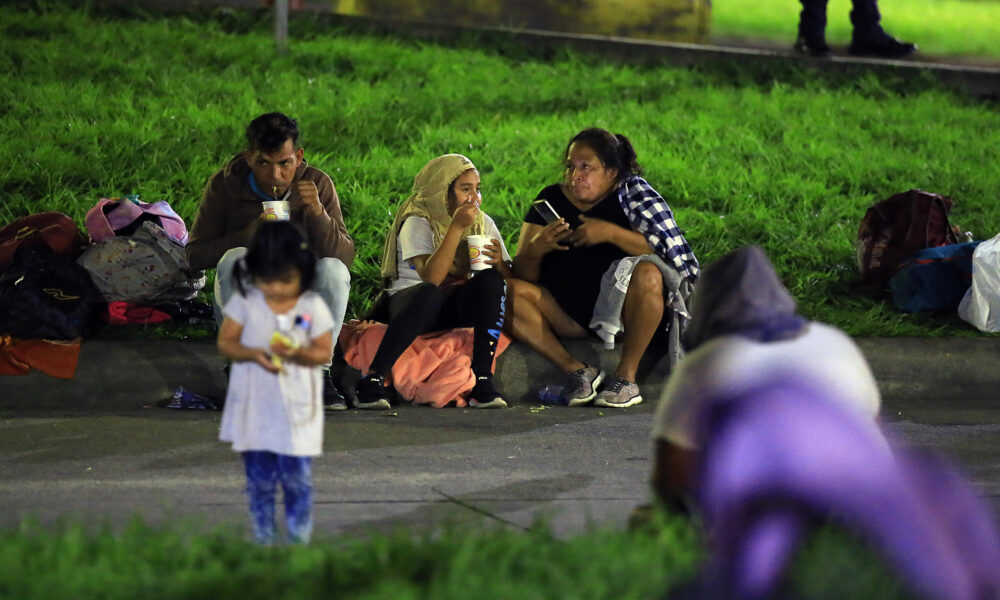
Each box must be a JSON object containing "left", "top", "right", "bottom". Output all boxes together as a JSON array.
[
  {"left": 889, "top": 242, "right": 980, "bottom": 313},
  {"left": 161, "top": 386, "right": 221, "bottom": 410}
]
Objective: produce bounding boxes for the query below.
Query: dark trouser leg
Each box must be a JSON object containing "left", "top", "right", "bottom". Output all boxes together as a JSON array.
[
  {"left": 850, "top": 0, "right": 883, "bottom": 40},
  {"left": 367, "top": 282, "right": 443, "bottom": 376},
  {"left": 798, "top": 0, "right": 829, "bottom": 42},
  {"left": 438, "top": 269, "right": 507, "bottom": 376}
]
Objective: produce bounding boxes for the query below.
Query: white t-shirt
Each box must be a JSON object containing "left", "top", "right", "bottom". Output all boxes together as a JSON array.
[
  {"left": 387, "top": 214, "right": 512, "bottom": 294},
  {"left": 651, "top": 322, "right": 881, "bottom": 450},
  {"left": 219, "top": 287, "right": 334, "bottom": 456}
]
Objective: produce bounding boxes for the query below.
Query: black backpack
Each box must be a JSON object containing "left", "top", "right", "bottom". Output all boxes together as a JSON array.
[{"left": 0, "top": 246, "right": 105, "bottom": 340}]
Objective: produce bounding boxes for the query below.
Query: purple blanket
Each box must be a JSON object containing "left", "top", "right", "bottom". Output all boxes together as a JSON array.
[{"left": 695, "top": 382, "right": 1000, "bottom": 600}]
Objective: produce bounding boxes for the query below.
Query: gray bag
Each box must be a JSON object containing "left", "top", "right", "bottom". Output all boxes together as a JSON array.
[{"left": 77, "top": 221, "right": 205, "bottom": 304}]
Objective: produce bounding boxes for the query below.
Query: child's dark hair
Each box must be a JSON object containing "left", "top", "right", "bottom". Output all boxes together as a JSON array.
[
  {"left": 246, "top": 112, "right": 300, "bottom": 153},
  {"left": 234, "top": 221, "right": 317, "bottom": 296},
  {"left": 563, "top": 128, "right": 642, "bottom": 181}
]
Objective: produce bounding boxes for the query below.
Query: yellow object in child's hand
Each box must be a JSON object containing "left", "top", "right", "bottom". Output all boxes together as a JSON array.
[
  {"left": 270, "top": 331, "right": 298, "bottom": 370},
  {"left": 271, "top": 331, "right": 296, "bottom": 348}
]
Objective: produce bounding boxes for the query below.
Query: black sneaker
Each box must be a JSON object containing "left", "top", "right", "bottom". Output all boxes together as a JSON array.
[
  {"left": 353, "top": 373, "right": 391, "bottom": 410},
  {"left": 323, "top": 369, "right": 348, "bottom": 411},
  {"left": 848, "top": 32, "right": 917, "bottom": 59},
  {"left": 468, "top": 374, "right": 507, "bottom": 409},
  {"left": 793, "top": 35, "right": 831, "bottom": 58}
]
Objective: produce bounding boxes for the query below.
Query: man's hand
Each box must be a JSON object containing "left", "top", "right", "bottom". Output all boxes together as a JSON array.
[{"left": 293, "top": 180, "right": 324, "bottom": 217}]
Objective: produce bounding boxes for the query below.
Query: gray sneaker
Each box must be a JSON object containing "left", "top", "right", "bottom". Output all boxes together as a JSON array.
[
  {"left": 564, "top": 365, "right": 605, "bottom": 407},
  {"left": 594, "top": 377, "right": 643, "bottom": 408}
]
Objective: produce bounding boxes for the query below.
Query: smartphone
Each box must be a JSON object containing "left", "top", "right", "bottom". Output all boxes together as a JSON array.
[{"left": 532, "top": 199, "right": 562, "bottom": 224}]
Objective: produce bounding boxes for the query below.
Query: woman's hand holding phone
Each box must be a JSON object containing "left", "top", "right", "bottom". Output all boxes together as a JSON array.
[
  {"left": 529, "top": 199, "right": 574, "bottom": 250},
  {"left": 528, "top": 219, "right": 572, "bottom": 255}
]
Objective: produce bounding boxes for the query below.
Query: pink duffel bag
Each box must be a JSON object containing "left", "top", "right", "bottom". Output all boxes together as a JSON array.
[{"left": 85, "top": 196, "right": 189, "bottom": 245}]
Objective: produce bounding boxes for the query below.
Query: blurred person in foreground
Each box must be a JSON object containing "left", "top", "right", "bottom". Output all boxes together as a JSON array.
[
  {"left": 649, "top": 245, "right": 1000, "bottom": 600},
  {"left": 186, "top": 112, "right": 354, "bottom": 410}
]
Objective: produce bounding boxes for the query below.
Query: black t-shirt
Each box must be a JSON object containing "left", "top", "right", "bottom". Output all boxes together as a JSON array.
[{"left": 523, "top": 184, "right": 632, "bottom": 328}]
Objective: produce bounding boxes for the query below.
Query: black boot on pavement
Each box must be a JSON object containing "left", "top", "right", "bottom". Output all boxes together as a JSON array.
[
  {"left": 848, "top": 32, "right": 917, "bottom": 58},
  {"left": 793, "top": 35, "right": 832, "bottom": 58}
]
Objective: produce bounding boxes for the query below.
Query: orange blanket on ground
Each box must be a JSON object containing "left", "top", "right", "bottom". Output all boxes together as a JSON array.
[
  {"left": 0, "top": 335, "right": 81, "bottom": 379},
  {"left": 339, "top": 321, "right": 511, "bottom": 408}
]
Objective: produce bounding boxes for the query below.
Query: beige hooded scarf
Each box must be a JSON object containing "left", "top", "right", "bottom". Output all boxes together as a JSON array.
[{"left": 380, "top": 154, "right": 486, "bottom": 284}]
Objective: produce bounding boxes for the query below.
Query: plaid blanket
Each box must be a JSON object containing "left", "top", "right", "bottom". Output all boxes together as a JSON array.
[{"left": 616, "top": 175, "right": 699, "bottom": 283}]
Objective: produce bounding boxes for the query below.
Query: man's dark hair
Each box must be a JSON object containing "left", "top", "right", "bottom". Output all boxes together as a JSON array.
[{"left": 246, "top": 112, "right": 300, "bottom": 153}]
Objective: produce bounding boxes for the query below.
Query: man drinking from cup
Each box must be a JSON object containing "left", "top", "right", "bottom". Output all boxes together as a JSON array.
[{"left": 186, "top": 112, "right": 355, "bottom": 410}]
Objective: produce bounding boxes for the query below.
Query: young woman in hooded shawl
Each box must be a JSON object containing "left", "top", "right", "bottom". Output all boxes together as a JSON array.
[{"left": 354, "top": 154, "right": 512, "bottom": 409}]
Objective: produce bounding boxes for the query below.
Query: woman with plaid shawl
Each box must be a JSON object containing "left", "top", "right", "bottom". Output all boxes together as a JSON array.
[{"left": 509, "top": 128, "right": 699, "bottom": 408}]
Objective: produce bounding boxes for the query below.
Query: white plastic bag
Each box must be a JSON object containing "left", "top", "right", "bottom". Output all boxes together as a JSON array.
[{"left": 958, "top": 233, "right": 1000, "bottom": 332}]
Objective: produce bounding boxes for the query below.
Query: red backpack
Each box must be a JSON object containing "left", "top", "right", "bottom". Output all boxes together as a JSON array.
[
  {"left": 0, "top": 212, "right": 87, "bottom": 272},
  {"left": 857, "top": 190, "right": 959, "bottom": 287}
]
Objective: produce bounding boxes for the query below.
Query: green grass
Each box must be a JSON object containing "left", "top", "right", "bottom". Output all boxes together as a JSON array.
[
  {"left": 712, "top": 0, "right": 1000, "bottom": 60},
  {"left": 0, "top": 514, "right": 918, "bottom": 599},
  {"left": 2, "top": 2, "right": 1000, "bottom": 340}
]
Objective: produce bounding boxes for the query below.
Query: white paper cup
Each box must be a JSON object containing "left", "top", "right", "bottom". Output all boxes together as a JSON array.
[
  {"left": 467, "top": 235, "right": 492, "bottom": 271},
  {"left": 262, "top": 200, "right": 291, "bottom": 221}
]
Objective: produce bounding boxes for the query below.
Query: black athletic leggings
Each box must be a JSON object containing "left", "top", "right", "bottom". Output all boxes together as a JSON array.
[{"left": 368, "top": 268, "right": 507, "bottom": 378}]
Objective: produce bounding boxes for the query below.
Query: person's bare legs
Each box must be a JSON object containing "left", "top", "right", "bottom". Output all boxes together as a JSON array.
[
  {"left": 617, "top": 261, "right": 665, "bottom": 382},
  {"left": 505, "top": 278, "right": 588, "bottom": 373}
]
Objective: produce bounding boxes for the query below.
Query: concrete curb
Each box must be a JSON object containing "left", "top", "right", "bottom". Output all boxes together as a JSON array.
[
  {"left": 351, "top": 18, "right": 1000, "bottom": 97},
  {"left": 2, "top": 337, "right": 998, "bottom": 410}
]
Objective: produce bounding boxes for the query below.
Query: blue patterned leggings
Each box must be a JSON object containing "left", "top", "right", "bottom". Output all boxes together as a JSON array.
[{"left": 242, "top": 451, "right": 313, "bottom": 545}]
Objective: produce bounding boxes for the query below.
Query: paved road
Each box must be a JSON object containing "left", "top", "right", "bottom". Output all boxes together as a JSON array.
[
  {"left": 1, "top": 338, "right": 998, "bottom": 541},
  {"left": 0, "top": 403, "right": 659, "bottom": 539}
]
